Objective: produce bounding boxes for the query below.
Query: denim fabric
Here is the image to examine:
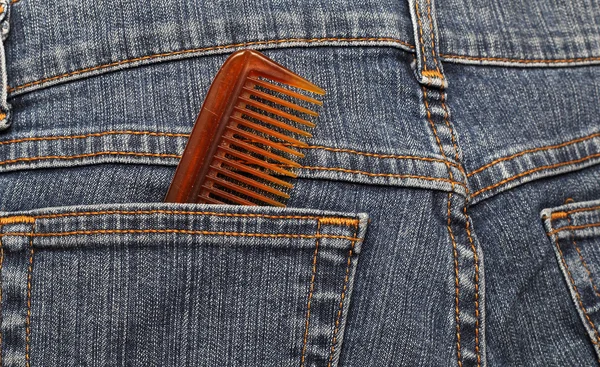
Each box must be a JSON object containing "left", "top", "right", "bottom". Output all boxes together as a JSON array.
[{"left": 0, "top": 0, "right": 599, "bottom": 366}]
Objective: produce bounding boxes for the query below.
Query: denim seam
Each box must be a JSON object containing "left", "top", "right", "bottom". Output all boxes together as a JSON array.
[
  {"left": 24, "top": 220, "right": 33, "bottom": 367},
  {"left": 549, "top": 228, "right": 600, "bottom": 345},
  {"left": 327, "top": 220, "right": 358, "bottom": 367},
  {"left": 568, "top": 215, "right": 600, "bottom": 299},
  {"left": 468, "top": 131, "right": 600, "bottom": 177},
  {"left": 7, "top": 37, "right": 415, "bottom": 96},
  {"left": 548, "top": 222, "right": 600, "bottom": 236},
  {"left": 471, "top": 152, "right": 600, "bottom": 199},
  {"left": 26, "top": 210, "right": 356, "bottom": 222},
  {"left": 300, "top": 220, "right": 320, "bottom": 367},
  {"left": 0, "top": 230, "right": 361, "bottom": 242}
]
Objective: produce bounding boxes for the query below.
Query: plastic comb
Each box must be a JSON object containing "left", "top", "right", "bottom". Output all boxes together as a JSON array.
[{"left": 165, "top": 49, "right": 325, "bottom": 206}]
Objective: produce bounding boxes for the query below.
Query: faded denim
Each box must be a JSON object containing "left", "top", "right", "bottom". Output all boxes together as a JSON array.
[{"left": 0, "top": 0, "right": 599, "bottom": 366}]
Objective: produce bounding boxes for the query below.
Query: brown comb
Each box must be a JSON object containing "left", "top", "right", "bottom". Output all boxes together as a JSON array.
[{"left": 165, "top": 49, "right": 325, "bottom": 206}]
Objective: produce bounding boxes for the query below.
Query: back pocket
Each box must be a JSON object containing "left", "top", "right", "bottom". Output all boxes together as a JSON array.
[
  {"left": 0, "top": 203, "right": 368, "bottom": 367},
  {"left": 543, "top": 199, "right": 600, "bottom": 358}
]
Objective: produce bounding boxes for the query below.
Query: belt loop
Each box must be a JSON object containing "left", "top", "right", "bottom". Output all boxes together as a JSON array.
[
  {"left": 0, "top": 0, "right": 11, "bottom": 131},
  {"left": 408, "top": 0, "right": 447, "bottom": 89}
]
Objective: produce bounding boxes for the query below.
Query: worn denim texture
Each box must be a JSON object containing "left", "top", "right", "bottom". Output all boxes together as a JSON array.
[{"left": 0, "top": 0, "right": 599, "bottom": 366}]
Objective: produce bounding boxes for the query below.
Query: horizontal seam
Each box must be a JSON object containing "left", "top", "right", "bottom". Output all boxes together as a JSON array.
[
  {"left": 0, "top": 229, "right": 360, "bottom": 241},
  {"left": 556, "top": 205, "right": 600, "bottom": 216},
  {"left": 17, "top": 210, "right": 359, "bottom": 223},
  {"left": 467, "top": 131, "right": 600, "bottom": 177},
  {"left": 548, "top": 221, "right": 600, "bottom": 236},
  {"left": 0, "top": 150, "right": 462, "bottom": 187},
  {"left": 440, "top": 53, "right": 600, "bottom": 64},
  {"left": 0, "top": 131, "right": 460, "bottom": 167},
  {"left": 0, "top": 151, "right": 181, "bottom": 165},
  {"left": 290, "top": 144, "right": 460, "bottom": 168},
  {"left": 471, "top": 152, "right": 600, "bottom": 198},
  {"left": 7, "top": 37, "right": 414, "bottom": 93},
  {"left": 299, "top": 165, "right": 466, "bottom": 188},
  {"left": 0, "top": 130, "right": 189, "bottom": 145}
]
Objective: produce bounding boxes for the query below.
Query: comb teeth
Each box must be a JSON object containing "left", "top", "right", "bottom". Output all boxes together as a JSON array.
[{"left": 165, "top": 49, "right": 325, "bottom": 206}]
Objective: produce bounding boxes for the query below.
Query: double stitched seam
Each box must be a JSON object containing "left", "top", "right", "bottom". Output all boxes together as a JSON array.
[
  {"left": 300, "top": 220, "right": 321, "bottom": 367},
  {"left": 10, "top": 211, "right": 356, "bottom": 222},
  {"left": 550, "top": 225, "right": 600, "bottom": 345},
  {"left": 296, "top": 165, "right": 465, "bottom": 188},
  {"left": 440, "top": 53, "right": 600, "bottom": 64},
  {"left": 471, "top": 152, "right": 600, "bottom": 198},
  {"left": 559, "top": 206, "right": 600, "bottom": 216},
  {"left": 0, "top": 132, "right": 460, "bottom": 168},
  {"left": 549, "top": 222, "right": 600, "bottom": 236},
  {"left": 0, "top": 230, "right": 360, "bottom": 242},
  {"left": 0, "top": 130, "right": 189, "bottom": 145},
  {"left": 7, "top": 37, "right": 414, "bottom": 93},
  {"left": 422, "top": 86, "right": 464, "bottom": 366},
  {"left": 25, "top": 221, "right": 34, "bottom": 367},
  {"left": 327, "top": 221, "right": 358, "bottom": 367},
  {"left": 414, "top": 1, "right": 430, "bottom": 70},
  {"left": 0, "top": 151, "right": 181, "bottom": 166},
  {"left": 568, "top": 215, "right": 600, "bottom": 298},
  {"left": 467, "top": 131, "right": 600, "bottom": 177},
  {"left": 424, "top": 0, "right": 441, "bottom": 73},
  {"left": 440, "top": 90, "right": 481, "bottom": 365}
]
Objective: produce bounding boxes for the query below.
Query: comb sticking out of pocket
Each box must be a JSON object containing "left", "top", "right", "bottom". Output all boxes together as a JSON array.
[{"left": 165, "top": 49, "right": 325, "bottom": 206}]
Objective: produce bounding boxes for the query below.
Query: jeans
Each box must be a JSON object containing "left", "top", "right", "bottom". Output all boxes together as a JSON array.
[{"left": 0, "top": 0, "right": 599, "bottom": 366}]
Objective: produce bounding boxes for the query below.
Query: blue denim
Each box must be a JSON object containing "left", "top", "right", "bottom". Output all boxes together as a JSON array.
[{"left": 0, "top": 0, "right": 599, "bottom": 366}]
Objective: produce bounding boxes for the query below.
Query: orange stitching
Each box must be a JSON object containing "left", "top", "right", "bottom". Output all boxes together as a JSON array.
[
  {"left": 0, "top": 151, "right": 181, "bottom": 166},
  {"left": 0, "top": 229, "right": 360, "bottom": 241},
  {"left": 327, "top": 221, "right": 358, "bottom": 367},
  {"left": 298, "top": 165, "right": 466, "bottom": 189},
  {"left": 414, "top": 0, "right": 429, "bottom": 68},
  {"left": 0, "top": 216, "right": 34, "bottom": 225},
  {"left": 421, "top": 70, "right": 443, "bottom": 78},
  {"left": 287, "top": 144, "right": 461, "bottom": 168},
  {"left": 9, "top": 0, "right": 20, "bottom": 4},
  {"left": 300, "top": 220, "right": 321, "bottom": 367},
  {"left": 471, "top": 152, "right": 600, "bottom": 198},
  {"left": 20, "top": 210, "right": 356, "bottom": 222},
  {"left": 448, "top": 192, "right": 462, "bottom": 366},
  {"left": 25, "top": 221, "right": 35, "bottom": 367},
  {"left": 0, "top": 130, "right": 188, "bottom": 146},
  {"left": 560, "top": 205, "right": 600, "bottom": 216},
  {"left": 440, "top": 53, "right": 600, "bottom": 64},
  {"left": 463, "top": 206, "right": 481, "bottom": 366},
  {"left": 548, "top": 221, "right": 600, "bottom": 236},
  {"left": 8, "top": 37, "right": 414, "bottom": 93},
  {"left": 424, "top": 0, "right": 441, "bottom": 72},
  {"left": 0, "top": 131, "right": 462, "bottom": 168},
  {"left": 467, "top": 131, "right": 600, "bottom": 177},
  {"left": 567, "top": 215, "right": 600, "bottom": 298},
  {"left": 551, "top": 231, "right": 600, "bottom": 345}
]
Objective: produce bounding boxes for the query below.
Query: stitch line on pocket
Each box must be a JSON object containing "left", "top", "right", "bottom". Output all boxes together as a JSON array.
[
  {"left": 568, "top": 215, "right": 600, "bottom": 299},
  {"left": 548, "top": 221, "right": 600, "bottom": 236},
  {"left": 300, "top": 220, "right": 321, "bottom": 367},
  {"left": 8, "top": 210, "right": 357, "bottom": 223},
  {"left": 7, "top": 37, "right": 415, "bottom": 94},
  {"left": 551, "top": 230, "right": 600, "bottom": 345},
  {"left": 0, "top": 130, "right": 189, "bottom": 145},
  {"left": 471, "top": 152, "right": 600, "bottom": 199},
  {"left": 327, "top": 220, "right": 358, "bottom": 367},
  {"left": 467, "top": 131, "right": 600, "bottom": 178},
  {"left": 0, "top": 229, "right": 360, "bottom": 242}
]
